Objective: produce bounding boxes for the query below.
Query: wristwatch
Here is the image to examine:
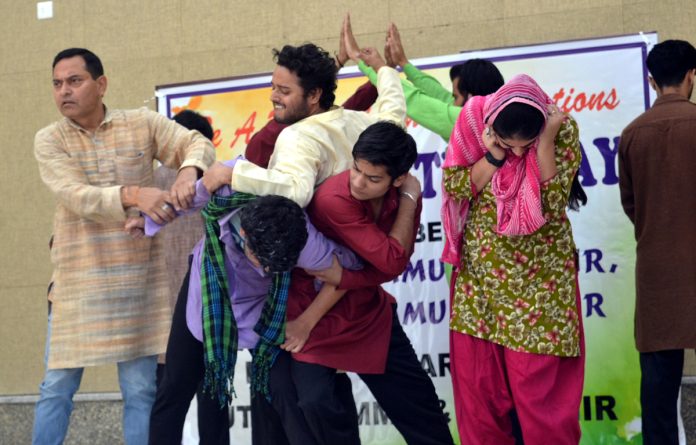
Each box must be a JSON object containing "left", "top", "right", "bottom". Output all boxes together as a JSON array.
[{"left": 485, "top": 151, "right": 505, "bottom": 168}]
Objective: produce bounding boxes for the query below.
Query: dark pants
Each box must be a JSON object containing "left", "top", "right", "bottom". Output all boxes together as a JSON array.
[
  {"left": 155, "top": 365, "right": 228, "bottom": 445},
  {"left": 291, "top": 305, "right": 455, "bottom": 445},
  {"left": 286, "top": 363, "right": 361, "bottom": 445},
  {"left": 149, "top": 266, "right": 229, "bottom": 445},
  {"left": 251, "top": 351, "right": 336, "bottom": 445},
  {"left": 640, "top": 349, "right": 684, "bottom": 445}
]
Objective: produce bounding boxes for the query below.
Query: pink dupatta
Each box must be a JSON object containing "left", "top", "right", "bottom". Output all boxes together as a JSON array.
[{"left": 441, "top": 74, "right": 552, "bottom": 266}]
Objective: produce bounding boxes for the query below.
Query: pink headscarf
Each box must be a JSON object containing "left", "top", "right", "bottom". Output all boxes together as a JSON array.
[{"left": 441, "top": 74, "right": 552, "bottom": 266}]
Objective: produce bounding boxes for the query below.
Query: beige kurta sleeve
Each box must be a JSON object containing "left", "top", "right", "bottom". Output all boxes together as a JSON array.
[
  {"left": 231, "top": 126, "right": 322, "bottom": 207},
  {"left": 368, "top": 66, "right": 407, "bottom": 127},
  {"left": 230, "top": 66, "right": 406, "bottom": 207},
  {"left": 34, "top": 126, "right": 125, "bottom": 222}
]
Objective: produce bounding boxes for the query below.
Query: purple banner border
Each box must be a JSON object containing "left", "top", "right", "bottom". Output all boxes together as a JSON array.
[
  {"left": 162, "top": 40, "right": 653, "bottom": 118},
  {"left": 415, "top": 41, "right": 652, "bottom": 111}
]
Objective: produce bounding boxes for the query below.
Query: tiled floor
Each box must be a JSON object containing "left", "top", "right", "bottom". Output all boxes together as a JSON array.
[{"left": 4, "top": 387, "right": 696, "bottom": 444}]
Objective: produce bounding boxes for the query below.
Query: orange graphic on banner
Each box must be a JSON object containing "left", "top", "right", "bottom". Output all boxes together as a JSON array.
[
  {"left": 172, "top": 95, "right": 203, "bottom": 115},
  {"left": 166, "top": 76, "right": 373, "bottom": 161}
]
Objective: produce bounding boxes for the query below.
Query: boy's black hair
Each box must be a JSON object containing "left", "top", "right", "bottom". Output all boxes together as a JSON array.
[
  {"left": 240, "top": 195, "right": 308, "bottom": 273},
  {"left": 646, "top": 39, "right": 696, "bottom": 88},
  {"left": 454, "top": 59, "right": 504, "bottom": 98},
  {"left": 352, "top": 121, "right": 417, "bottom": 181},
  {"left": 449, "top": 63, "right": 465, "bottom": 82},
  {"left": 53, "top": 48, "right": 104, "bottom": 80},
  {"left": 272, "top": 43, "right": 337, "bottom": 110},
  {"left": 173, "top": 110, "right": 214, "bottom": 141}
]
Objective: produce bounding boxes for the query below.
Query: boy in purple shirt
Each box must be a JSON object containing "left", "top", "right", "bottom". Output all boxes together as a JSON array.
[{"left": 131, "top": 159, "right": 360, "bottom": 445}]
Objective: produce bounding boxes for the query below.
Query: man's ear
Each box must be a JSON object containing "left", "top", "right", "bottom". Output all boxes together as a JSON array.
[
  {"left": 392, "top": 173, "right": 408, "bottom": 188},
  {"left": 648, "top": 76, "right": 658, "bottom": 93},
  {"left": 684, "top": 68, "right": 696, "bottom": 85},
  {"left": 239, "top": 227, "right": 246, "bottom": 237},
  {"left": 97, "top": 75, "right": 108, "bottom": 98},
  {"left": 306, "top": 87, "right": 322, "bottom": 106}
]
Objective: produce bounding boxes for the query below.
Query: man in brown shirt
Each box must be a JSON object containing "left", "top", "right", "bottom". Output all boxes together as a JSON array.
[{"left": 618, "top": 39, "right": 696, "bottom": 445}]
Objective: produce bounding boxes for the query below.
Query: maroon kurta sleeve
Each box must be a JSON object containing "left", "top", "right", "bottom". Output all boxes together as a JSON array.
[
  {"left": 244, "top": 119, "right": 287, "bottom": 168},
  {"left": 339, "top": 198, "right": 422, "bottom": 289},
  {"left": 291, "top": 172, "right": 413, "bottom": 373},
  {"left": 309, "top": 176, "right": 422, "bottom": 290},
  {"left": 311, "top": 197, "right": 407, "bottom": 274},
  {"left": 342, "top": 81, "right": 378, "bottom": 111},
  {"left": 339, "top": 263, "right": 399, "bottom": 290},
  {"left": 244, "top": 81, "right": 377, "bottom": 168}
]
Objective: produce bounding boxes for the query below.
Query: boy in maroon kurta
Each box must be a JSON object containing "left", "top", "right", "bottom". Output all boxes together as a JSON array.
[{"left": 281, "top": 122, "right": 454, "bottom": 445}]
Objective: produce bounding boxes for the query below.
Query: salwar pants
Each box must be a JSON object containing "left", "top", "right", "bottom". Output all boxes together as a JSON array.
[{"left": 450, "top": 331, "right": 584, "bottom": 445}]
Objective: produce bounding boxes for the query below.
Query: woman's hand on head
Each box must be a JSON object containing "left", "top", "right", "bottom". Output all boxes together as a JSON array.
[
  {"left": 482, "top": 126, "right": 507, "bottom": 160},
  {"left": 540, "top": 104, "right": 566, "bottom": 143}
]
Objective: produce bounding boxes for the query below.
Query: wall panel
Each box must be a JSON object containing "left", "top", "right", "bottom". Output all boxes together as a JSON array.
[{"left": 1, "top": 0, "right": 694, "bottom": 395}]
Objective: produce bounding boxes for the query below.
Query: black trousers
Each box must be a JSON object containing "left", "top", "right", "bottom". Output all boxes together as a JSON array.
[
  {"left": 640, "top": 349, "right": 684, "bottom": 445},
  {"left": 290, "top": 305, "right": 455, "bottom": 445},
  {"left": 149, "top": 265, "right": 230, "bottom": 445},
  {"left": 155, "top": 365, "right": 228, "bottom": 445},
  {"left": 150, "top": 261, "right": 318, "bottom": 445},
  {"left": 251, "top": 351, "right": 342, "bottom": 445}
]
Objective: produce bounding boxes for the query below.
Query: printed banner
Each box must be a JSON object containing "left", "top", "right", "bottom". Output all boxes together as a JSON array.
[{"left": 157, "top": 32, "right": 658, "bottom": 445}]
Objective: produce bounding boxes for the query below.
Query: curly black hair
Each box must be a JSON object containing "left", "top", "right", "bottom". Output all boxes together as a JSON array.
[
  {"left": 240, "top": 195, "right": 308, "bottom": 273},
  {"left": 272, "top": 43, "right": 338, "bottom": 110}
]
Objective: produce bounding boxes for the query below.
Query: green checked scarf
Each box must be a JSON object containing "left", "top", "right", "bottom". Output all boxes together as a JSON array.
[
  {"left": 200, "top": 192, "right": 290, "bottom": 406},
  {"left": 250, "top": 271, "right": 290, "bottom": 400}
]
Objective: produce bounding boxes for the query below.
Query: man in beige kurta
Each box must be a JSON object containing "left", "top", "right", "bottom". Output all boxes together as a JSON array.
[
  {"left": 200, "top": 43, "right": 406, "bottom": 206},
  {"left": 32, "top": 48, "right": 214, "bottom": 445},
  {"left": 618, "top": 39, "right": 696, "bottom": 445}
]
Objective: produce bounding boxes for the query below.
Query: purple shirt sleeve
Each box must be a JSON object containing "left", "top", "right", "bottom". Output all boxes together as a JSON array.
[
  {"left": 296, "top": 216, "right": 362, "bottom": 271},
  {"left": 144, "top": 157, "right": 240, "bottom": 236}
]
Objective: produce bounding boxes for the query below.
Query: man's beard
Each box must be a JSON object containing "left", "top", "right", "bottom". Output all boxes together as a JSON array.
[{"left": 273, "top": 98, "right": 311, "bottom": 125}]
